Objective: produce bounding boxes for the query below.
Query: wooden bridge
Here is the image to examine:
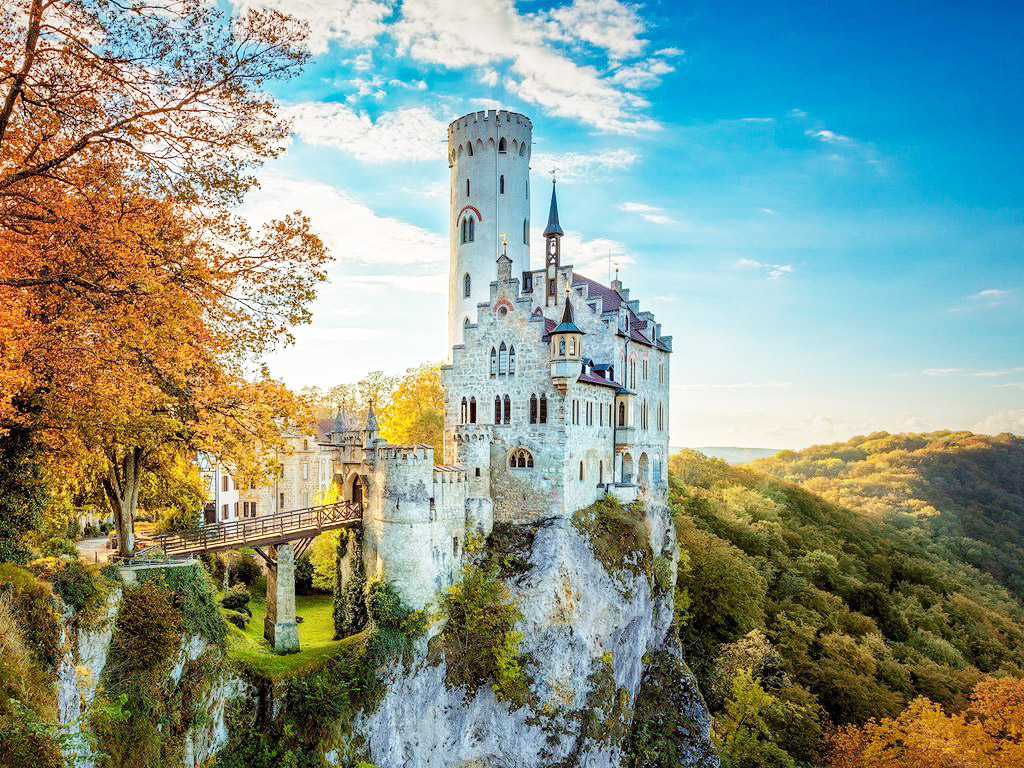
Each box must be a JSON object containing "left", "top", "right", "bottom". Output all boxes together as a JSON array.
[
  {"left": 152, "top": 500, "right": 363, "bottom": 558},
  {"left": 151, "top": 500, "right": 364, "bottom": 655}
]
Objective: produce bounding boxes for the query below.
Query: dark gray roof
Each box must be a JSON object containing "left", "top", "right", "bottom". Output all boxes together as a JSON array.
[
  {"left": 543, "top": 182, "right": 564, "bottom": 237},
  {"left": 551, "top": 296, "right": 583, "bottom": 335}
]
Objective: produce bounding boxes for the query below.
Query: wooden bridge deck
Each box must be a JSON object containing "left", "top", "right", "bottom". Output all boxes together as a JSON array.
[{"left": 153, "top": 501, "right": 363, "bottom": 558}]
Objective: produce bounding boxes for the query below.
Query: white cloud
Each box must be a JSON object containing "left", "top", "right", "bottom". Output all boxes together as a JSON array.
[
  {"left": 531, "top": 148, "right": 639, "bottom": 182},
  {"left": 480, "top": 69, "right": 499, "bottom": 87},
  {"left": 242, "top": 173, "right": 446, "bottom": 266},
  {"left": 972, "top": 409, "right": 1024, "bottom": 436},
  {"left": 970, "top": 288, "right": 1008, "bottom": 299},
  {"left": 674, "top": 381, "right": 793, "bottom": 390},
  {"left": 921, "top": 368, "right": 1011, "bottom": 378},
  {"left": 532, "top": 0, "right": 649, "bottom": 60},
  {"left": 806, "top": 128, "right": 852, "bottom": 144},
  {"left": 551, "top": 230, "right": 634, "bottom": 277},
  {"left": 736, "top": 258, "right": 793, "bottom": 279},
  {"left": 228, "top": 0, "right": 395, "bottom": 54},
  {"left": 740, "top": 117, "right": 774, "bottom": 123},
  {"left": 284, "top": 103, "right": 448, "bottom": 162},
  {"left": 610, "top": 58, "right": 675, "bottom": 89},
  {"left": 391, "top": 0, "right": 662, "bottom": 132},
  {"left": 619, "top": 201, "right": 673, "bottom": 224},
  {"left": 654, "top": 46, "right": 684, "bottom": 57}
]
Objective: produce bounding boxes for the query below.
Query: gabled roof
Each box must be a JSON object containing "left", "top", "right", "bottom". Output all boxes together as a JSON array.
[
  {"left": 578, "top": 371, "right": 619, "bottom": 389},
  {"left": 572, "top": 273, "right": 669, "bottom": 351}
]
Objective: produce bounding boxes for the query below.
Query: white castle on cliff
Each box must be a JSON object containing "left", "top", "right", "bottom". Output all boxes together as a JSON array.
[{"left": 214, "top": 110, "right": 672, "bottom": 615}]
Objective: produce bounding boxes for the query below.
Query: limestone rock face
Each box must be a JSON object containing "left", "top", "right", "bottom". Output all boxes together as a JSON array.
[{"left": 360, "top": 504, "right": 719, "bottom": 767}]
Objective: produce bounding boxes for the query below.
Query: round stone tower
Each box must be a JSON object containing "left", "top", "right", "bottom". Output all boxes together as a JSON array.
[{"left": 447, "top": 109, "right": 532, "bottom": 352}]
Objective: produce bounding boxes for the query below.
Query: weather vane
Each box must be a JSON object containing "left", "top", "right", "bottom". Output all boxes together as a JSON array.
[
  {"left": 549, "top": 168, "right": 558, "bottom": 184},
  {"left": 499, "top": 232, "right": 508, "bottom": 257}
]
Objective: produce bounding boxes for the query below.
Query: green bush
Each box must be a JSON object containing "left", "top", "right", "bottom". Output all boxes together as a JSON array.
[
  {"left": 572, "top": 497, "right": 652, "bottom": 577},
  {"left": 29, "top": 557, "right": 108, "bottom": 619},
  {"left": 138, "top": 563, "right": 226, "bottom": 645},
  {"left": 334, "top": 530, "right": 367, "bottom": 639},
  {"left": 0, "top": 564, "right": 61, "bottom": 668},
  {"left": 221, "top": 585, "right": 252, "bottom": 616},
  {"left": 295, "top": 554, "right": 314, "bottom": 595},
  {"left": 0, "top": 423, "right": 46, "bottom": 566},
  {"left": 41, "top": 537, "right": 78, "bottom": 558},
  {"left": 439, "top": 563, "right": 530, "bottom": 707},
  {"left": 223, "top": 609, "right": 250, "bottom": 629},
  {"left": 230, "top": 553, "right": 262, "bottom": 587}
]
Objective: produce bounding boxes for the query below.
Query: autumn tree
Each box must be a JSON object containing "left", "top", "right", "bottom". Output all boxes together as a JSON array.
[
  {"left": 0, "top": 0, "right": 328, "bottom": 555},
  {"left": 826, "top": 676, "right": 1024, "bottom": 768},
  {"left": 380, "top": 363, "right": 445, "bottom": 458}
]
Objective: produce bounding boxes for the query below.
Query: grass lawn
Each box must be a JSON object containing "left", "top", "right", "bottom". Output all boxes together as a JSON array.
[{"left": 225, "top": 591, "right": 352, "bottom": 681}]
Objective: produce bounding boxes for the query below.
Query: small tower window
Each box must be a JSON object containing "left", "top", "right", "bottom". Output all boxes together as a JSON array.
[
  {"left": 499, "top": 175, "right": 505, "bottom": 194},
  {"left": 467, "top": 142, "right": 474, "bottom": 156},
  {"left": 539, "top": 394, "right": 548, "bottom": 424},
  {"left": 599, "top": 460, "right": 604, "bottom": 485},
  {"left": 579, "top": 461, "right": 585, "bottom": 481},
  {"left": 503, "top": 394, "right": 511, "bottom": 424},
  {"left": 461, "top": 218, "right": 467, "bottom": 244},
  {"left": 523, "top": 218, "right": 529, "bottom": 245},
  {"left": 467, "top": 217, "right": 475, "bottom": 242},
  {"left": 559, "top": 338, "right": 566, "bottom": 356},
  {"left": 466, "top": 178, "right": 470, "bottom": 196},
  {"left": 469, "top": 396, "right": 477, "bottom": 424},
  {"left": 498, "top": 137, "right": 507, "bottom": 153},
  {"left": 490, "top": 347, "right": 497, "bottom": 377},
  {"left": 618, "top": 401, "right": 626, "bottom": 427},
  {"left": 498, "top": 342, "right": 508, "bottom": 374},
  {"left": 494, "top": 395, "right": 501, "bottom": 424},
  {"left": 461, "top": 397, "right": 468, "bottom": 423},
  {"left": 508, "top": 345, "right": 516, "bottom": 374},
  {"left": 464, "top": 272, "right": 471, "bottom": 298},
  {"left": 530, "top": 394, "right": 538, "bottom": 424},
  {"left": 569, "top": 338, "right": 576, "bottom": 356}
]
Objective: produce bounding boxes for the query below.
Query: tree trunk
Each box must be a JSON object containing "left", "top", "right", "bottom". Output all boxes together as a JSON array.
[{"left": 102, "top": 446, "right": 144, "bottom": 558}]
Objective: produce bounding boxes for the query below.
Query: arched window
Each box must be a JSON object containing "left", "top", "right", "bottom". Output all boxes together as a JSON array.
[
  {"left": 498, "top": 137, "right": 507, "bottom": 153},
  {"left": 503, "top": 394, "right": 511, "bottom": 424},
  {"left": 520, "top": 142, "right": 528, "bottom": 158},
  {"left": 508, "top": 345, "right": 516, "bottom": 374},
  {"left": 658, "top": 402, "right": 663, "bottom": 431},
  {"left": 303, "top": 439, "right": 308, "bottom": 450},
  {"left": 463, "top": 272, "right": 471, "bottom": 298},
  {"left": 489, "top": 347, "right": 497, "bottom": 377},
  {"left": 579, "top": 461, "right": 585, "bottom": 481},
  {"left": 559, "top": 338, "right": 566, "bottom": 355},
  {"left": 523, "top": 218, "right": 529, "bottom": 245},
  {"left": 508, "top": 449, "right": 534, "bottom": 468},
  {"left": 467, "top": 142, "right": 473, "bottom": 156},
  {"left": 464, "top": 316, "right": 470, "bottom": 328},
  {"left": 461, "top": 397, "right": 468, "bottom": 423},
  {"left": 461, "top": 218, "right": 467, "bottom": 244},
  {"left": 469, "top": 397, "right": 477, "bottom": 424},
  {"left": 499, "top": 175, "right": 505, "bottom": 194},
  {"left": 618, "top": 401, "right": 625, "bottom": 427},
  {"left": 498, "top": 341, "right": 508, "bottom": 374},
  {"left": 569, "top": 338, "right": 576, "bottom": 356},
  {"left": 494, "top": 395, "right": 501, "bottom": 424},
  {"left": 466, "top": 178, "right": 470, "bottom": 196},
  {"left": 467, "top": 216, "right": 475, "bottom": 242},
  {"left": 539, "top": 394, "right": 548, "bottom": 424},
  {"left": 599, "top": 460, "right": 604, "bottom": 485},
  {"left": 530, "top": 394, "right": 538, "bottom": 423}
]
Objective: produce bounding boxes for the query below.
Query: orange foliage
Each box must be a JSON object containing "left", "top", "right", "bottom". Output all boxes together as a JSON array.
[
  {"left": 827, "top": 676, "right": 1024, "bottom": 768},
  {"left": 0, "top": 1, "right": 328, "bottom": 553}
]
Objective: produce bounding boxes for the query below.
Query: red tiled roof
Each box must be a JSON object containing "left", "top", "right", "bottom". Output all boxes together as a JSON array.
[
  {"left": 578, "top": 371, "right": 620, "bottom": 389},
  {"left": 315, "top": 418, "right": 335, "bottom": 443},
  {"left": 573, "top": 273, "right": 622, "bottom": 313}
]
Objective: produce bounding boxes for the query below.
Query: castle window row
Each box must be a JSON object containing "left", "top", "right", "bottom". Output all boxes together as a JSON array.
[
  {"left": 459, "top": 393, "right": 550, "bottom": 425},
  {"left": 489, "top": 343, "right": 516, "bottom": 376},
  {"left": 572, "top": 398, "right": 613, "bottom": 426},
  {"left": 529, "top": 394, "right": 548, "bottom": 424},
  {"left": 460, "top": 215, "right": 475, "bottom": 243}
]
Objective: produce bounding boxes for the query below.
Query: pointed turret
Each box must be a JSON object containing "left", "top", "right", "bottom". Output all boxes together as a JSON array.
[
  {"left": 543, "top": 181, "right": 564, "bottom": 237},
  {"left": 544, "top": 178, "right": 563, "bottom": 305},
  {"left": 549, "top": 286, "right": 583, "bottom": 393},
  {"left": 551, "top": 292, "right": 584, "bottom": 335}
]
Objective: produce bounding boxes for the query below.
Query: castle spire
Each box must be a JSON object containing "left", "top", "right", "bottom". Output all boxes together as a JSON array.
[
  {"left": 543, "top": 178, "right": 564, "bottom": 237},
  {"left": 365, "top": 401, "right": 378, "bottom": 433}
]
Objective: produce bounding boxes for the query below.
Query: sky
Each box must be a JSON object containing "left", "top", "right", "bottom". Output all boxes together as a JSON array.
[{"left": 231, "top": 0, "right": 1024, "bottom": 449}]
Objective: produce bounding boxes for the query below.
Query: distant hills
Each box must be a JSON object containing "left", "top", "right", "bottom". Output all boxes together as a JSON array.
[{"left": 678, "top": 446, "right": 781, "bottom": 464}]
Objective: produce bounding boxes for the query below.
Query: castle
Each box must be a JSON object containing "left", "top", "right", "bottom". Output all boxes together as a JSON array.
[{"left": 206, "top": 110, "right": 672, "bottom": 613}]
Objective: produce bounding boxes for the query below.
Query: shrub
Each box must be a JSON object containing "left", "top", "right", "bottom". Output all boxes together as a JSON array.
[
  {"left": 230, "top": 553, "right": 262, "bottom": 587},
  {"left": 138, "top": 563, "right": 226, "bottom": 645},
  {"left": 223, "top": 609, "right": 250, "bottom": 629},
  {"left": 334, "top": 530, "right": 367, "bottom": 639},
  {"left": 0, "top": 424, "right": 46, "bottom": 567},
  {"left": 30, "top": 556, "right": 107, "bottom": 618},
  {"left": 0, "top": 564, "right": 61, "bottom": 668},
  {"left": 41, "top": 537, "right": 79, "bottom": 558},
  {"left": 295, "top": 554, "right": 314, "bottom": 595},
  {"left": 572, "top": 497, "right": 651, "bottom": 577},
  {"left": 440, "top": 563, "right": 530, "bottom": 707},
  {"left": 221, "top": 585, "right": 252, "bottom": 615}
]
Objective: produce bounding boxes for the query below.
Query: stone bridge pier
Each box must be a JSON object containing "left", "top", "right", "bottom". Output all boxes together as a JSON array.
[{"left": 263, "top": 542, "right": 299, "bottom": 653}]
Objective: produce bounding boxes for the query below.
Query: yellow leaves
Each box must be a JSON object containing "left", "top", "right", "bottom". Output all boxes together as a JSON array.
[
  {"left": 379, "top": 363, "right": 445, "bottom": 458},
  {"left": 827, "top": 677, "right": 1024, "bottom": 768}
]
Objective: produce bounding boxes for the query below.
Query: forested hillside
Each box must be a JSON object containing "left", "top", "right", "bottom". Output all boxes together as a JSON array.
[
  {"left": 752, "top": 431, "right": 1024, "bottom": 599},
  {"left": 669, "top": 448, "right": 1024, "bottom": 767}
]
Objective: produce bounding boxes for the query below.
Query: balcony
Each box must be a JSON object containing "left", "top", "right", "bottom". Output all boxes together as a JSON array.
[{"left": 614, "top": 426, "right": 636, "bottom": 446}]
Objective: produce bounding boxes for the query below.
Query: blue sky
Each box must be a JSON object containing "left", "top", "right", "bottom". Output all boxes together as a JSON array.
[{"left": 235, "top": 0, "right": 1024, "bottom": 448}]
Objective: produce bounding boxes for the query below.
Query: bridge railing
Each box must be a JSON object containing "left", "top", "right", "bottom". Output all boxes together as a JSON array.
[{"left": 154, "top": 500, "right": 363, "bottom": 557}]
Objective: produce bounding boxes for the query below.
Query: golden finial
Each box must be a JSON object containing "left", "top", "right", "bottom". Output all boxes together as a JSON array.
[{"left": 499, "top": 232, "right": 508, "bottom": 258}]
